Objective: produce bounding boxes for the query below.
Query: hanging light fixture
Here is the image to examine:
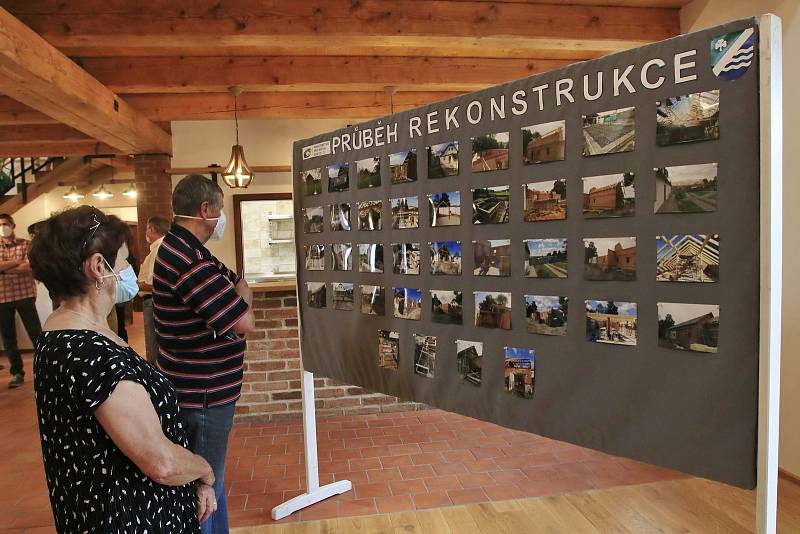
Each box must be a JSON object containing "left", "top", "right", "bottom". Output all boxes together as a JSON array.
[
  {"left": 63, "top": 185, "right": 84, "bottom": 202},
  {"left": 92, "top": 184, "right": 113, "bottom": 199},
  {"left": 122, "top": 183, "right": 137, "bottom": 198},
  {"left": 221, "top": 86, "right": 255, "bottom": 188}
]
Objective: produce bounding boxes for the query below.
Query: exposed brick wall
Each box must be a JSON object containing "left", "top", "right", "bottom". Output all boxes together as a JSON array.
[
  {"left": 236, "top": 289, "right": 425, "bottom": 423},
  {"left": 133, "top": 154, "right": 172, "bottom": 257}
]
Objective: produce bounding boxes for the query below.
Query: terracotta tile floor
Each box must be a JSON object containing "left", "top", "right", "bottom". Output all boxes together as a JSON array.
[{"left": 0, "top": 315, "right": 687, "bottom": 532}]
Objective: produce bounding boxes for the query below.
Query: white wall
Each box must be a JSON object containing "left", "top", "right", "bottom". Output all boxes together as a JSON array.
[{"left": 681, "top": 1, "right": 799, "bottom": 476}]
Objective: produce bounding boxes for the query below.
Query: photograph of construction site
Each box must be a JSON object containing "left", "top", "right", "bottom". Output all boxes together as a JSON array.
[
  {"left": 358, "top": 243, "right": 384, "bottom": 273},
  {"left": 654, "top": 163, "right": 718, "bottom": 214},
  {"left": 582, "top": 106, "right": 636, "bottom": 156},
  {"left": 585, "top": 300, "right": 638, "bottom": 346},
  {"left": 656, "top": 90, "right": 720, "bottom": 146},
  {"left": 472, "top": 185, "right": 510, "bottom": 224},
  {"left": 357, "top": 200, "right": 382, "bottom": 231},
  {"left": 304, "top": 244, "right": 325, "bottom": 271},
  {"left": 302, "top": 206, "right": 324, "bottom": 233},
  {"left": 471, "top": 132, "right": 510, "bottom": 172},
  {"left": 523, "top": 179, "right": 567, "bottom": 222},
  {"left": 332, "top": 282, "right": 355, "bottom": 311},
  {"left": 522, "top": 120, "right": 565, "bottom": 165},
  {"left": 657, "top": 234, "right": 720, "bottom": 283},
  {"left": 391, "top": 196, "right": 419, "bottom": 229},
  {"left": 525, "top": 295, "right": 568, "bottom": 336},
  {"left": 427, "top": 141, "right": 459, "bottom": 178},
  {"left": 582, "top": 172, "right": 635, "bottom": 218},
  {"left": 413, "top": 334, "right": 437, "bottom": 378},
  {"left": 429, "top": 241, "right": 462, "bottom": 275},
  {"left": 330, "top": 243, "right": 353, "bottom": 271},
  {"left": 301, "top": 167, "right": 322, "bottom": 197},
  {"left": 357, "top": 156, "right": 381, "bottom": 189},
  {"left": 327, "top": 162, "right": 349, "bottom": 192},
  {"left": 658, "top": 302, "right": 719, "bottom": 354},
  {"left": 523, "top": 238, "right": 568, "bottom": 278},
  {"left": 392, "top": 242, "right": 420, "bottom": 275},
  {"left": 394, "top": 287, "right": 422, "bottom": 320},
  {"left": 473, "top": 239, "right": 511, "bottom": 276},
  {"left": 307, "top": 282, "right": 326, "bottom": 308},
  {"left": 584, "top": 237, "right": 636, "bottom": 281},
  {"left": 361, "top": 285, "right": 386, "bottom": 316},
  {"left": 428, "top": 191, "right": 461, "bottom": 227},
  {"left": 329, "top": 202, "right": 351, "bottom": 232},
  {"left": 377, "top": 330, "right": 399, "bottom": 370},
  {"left": 390, "top": 149, "right": 418, "bottom": 184},
  {"left": 504, "top": 347, "right": 534, "bottom": 399},
  {"left": 474, "top": 291, "right": 512, "bottom": 330},
  {"left": 456, "top": 340, "right": 483, "bottom": 387},
  {"left": 431, "top": 290, "right": 463, "bottom": 325}
]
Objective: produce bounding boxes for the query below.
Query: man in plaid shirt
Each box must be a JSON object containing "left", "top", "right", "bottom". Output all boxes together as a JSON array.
[{"left": 0, "top": 214, "right": 41, "bottom": 388}]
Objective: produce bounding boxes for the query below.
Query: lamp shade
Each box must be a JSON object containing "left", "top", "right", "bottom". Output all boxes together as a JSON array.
[
  {"left": 92, "top": 184, "right": 113, "bottom": 199},
  {"left": 221, "top": 144, "right": 255, "bottom": 188},
  {"left": 63, "top": 185, "right": 84, "bottom": 202},
  {"left": 122, "top": 183, "right": 137, "bottom": 198}
]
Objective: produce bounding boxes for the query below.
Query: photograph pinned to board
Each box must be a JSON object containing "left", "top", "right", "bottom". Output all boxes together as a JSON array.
[
  {"left": 582, "top": 106, "right": 636, "bottom": 156},
  {"left": 394, "top": 287, "right": 422, "bottom": 321},
  {"left": 429, "top": 240, "right": 462, "bottom": 275},
  {"left": 525, "top": 295, "right": 568, "bottom": 336},
  {"left": 474, "top": 291, "right": 512, "bottom": 330},
  {"left": 472, "top": 185, "right": 510, "bottom": 224},
  {"left": 357, "top": 156, "right": 381, "bottom": 189},
  {"left": 304, "top": 244, "right": 325, "bottom": 271},
  {"left": 428, "top": 191, "right": 461, "bottom": 227},
  {"left": 327, "top": 162, "right": 349, "bottom": 192},
  {"left": 656, "top": 90, "right": 720, "bottom": 146},
  {"left": 584, "top": 237, "right": 636, "bottom": 281},
  {"left": 378, "top": 330, "right": 399, "bottom": 370},
  {"left": 391, "top": 196, "right": 419, "bottom": 229},
  {"left": 431, "top": 290, "right": 463, "bottom": 325},
  {"left": 657, "top": 234, "right": 720, "bottom": 283},
  {"left": 523, "top": 238, "right": 568, "bottom": 279},
  {"left": 300, "top": 168, "right": 322, "bottom": 196},
  {"left": 361, "top": 285, "right": 386, "bottom": 316},
  {"left": 427, "top": 141, "right": 459, "bottom": 178},
  {"left": 585, "top": 300, "right": 638, "bottom": 346},
  {"left": 456, "top": 340, "right": 483, "bottom": 386},
  {"left": 390, "top": 149, "right": 418, "bottom": 184},
  {"left": 654, "top": 163, "right": 718, "bottom": 214},
  {"left": 358, "top": 243, "right": 384, "bottom": 273},
  {"left": 413, "top": 334, "right": 437, "bottom": 378},
  {"left": 357, "top": 200, "right": 383, "bottom": 231},
  {"left": 330, "top": 242, "right": 353, "bottom": 271},
  {"left": 392, "top": 242, "right": 420, "bottom": 275},
  {"left": 504, "top": 347, "right": 534, "bottom": 399},
  {"left": 332, "top": 282, "right": 354, "bottom": 311},
  {"left": 523, "top": 179, "right": 567, "bottom": 222},
  {"left": 329, "top": 203, "right": 351, "bottom": 232},
  {"left": 302, "top": 206, "right": 324, "bottom": 234},
  {"left": 522, "top": 120, "right": 566, "bottom": 165},
  {"left": 471, "top": 131, "right": 509, "bottom": 172},
  {"left": 307, "top": 282, "right": 326, "bottom": 308},
  {"left": 473, "top": 239, "right": 511, "bottom": 276},
  {"left": 582, "top": 172, "right": 635, "bottom": 219},
  {"left": 658, "top": 302, "right": 719, "bottom": 353}
]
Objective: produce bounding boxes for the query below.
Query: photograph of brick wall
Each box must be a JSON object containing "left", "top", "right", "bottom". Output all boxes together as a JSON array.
[
  {"left": 471, "top": 132, "right": 509, "bottom": 172},
  {"left": 474, "top": 291, "right": 512, "bottom": 330},
  {"left": 522, "top": 120, "right": 565, "bottom": 164},
  {"left": 390, "top": 149, "right": 418, "bottom": 184},
  {"left": 504, "top": 347, "right": 534, "bottom": 399},
  {"left": 658, "top": 302, "right": 719, "bottom": 353},
  {"left": 585, "top": 300, "right": 638, "bottom": 346},
  {"left": 523, "top": 180, "right": 567, "bottom": 222},
  {"left": 473, "top": 239, "right": 511, "bottom": 276},
  {"left": 584, "top": 237, "right": 636, "bottom": 281},
  {"left": 525, "top": 295, "right": 568, "bottom": 336},
  {"left": 582, "top": 172, "right": 635, "bottom": 218}
]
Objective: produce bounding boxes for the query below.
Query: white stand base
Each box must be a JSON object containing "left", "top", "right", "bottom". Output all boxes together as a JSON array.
[{"left": 271, "top": 480, "right": 353, "bottom": 521}]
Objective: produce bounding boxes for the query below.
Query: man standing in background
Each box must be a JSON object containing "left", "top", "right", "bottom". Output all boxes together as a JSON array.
[
  {"left": 0, "top": 214, "right": 41, "bottom": 388},
  {"left": 137, "top": 215, "right": 170, "bottom": 364}
]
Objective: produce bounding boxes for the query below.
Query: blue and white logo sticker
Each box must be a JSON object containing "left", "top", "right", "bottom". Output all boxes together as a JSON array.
[{"left": 711, "top": 27, "right": 755, "bottom": 81}]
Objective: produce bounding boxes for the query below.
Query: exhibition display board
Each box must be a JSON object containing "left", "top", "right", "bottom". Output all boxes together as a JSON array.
[{"left": 292, "top": 18, "right": 767, "bottom": 489}]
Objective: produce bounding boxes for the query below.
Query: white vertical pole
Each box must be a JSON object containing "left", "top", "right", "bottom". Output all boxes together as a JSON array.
[
  {"left": 301, "top": 370, "right": 320, "bottom": 493},
  {"left": 756, "top": 13, "right": 782, "bottom": 534}
]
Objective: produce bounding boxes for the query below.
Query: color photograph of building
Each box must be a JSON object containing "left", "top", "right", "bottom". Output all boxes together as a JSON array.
[
  {"left": 525, "top": 295, "right": 568, "bottom": 336},
  {"left": 523, "top": 238, "right": 567, "bottom": 278},
  {"left": 302, "top": 206, "right": 324, "bottom": 233},
  {"left": 582, "top": 106, "right": 636, "bottom": 156},
  {"left": 429, "top": 240, "right": 462, "bottom": 275},
  {"left": 657, "top": 90, "right": 720, "bottom": 146},
  {"left": 301, "top": 168, "right": 322, "bottom": 196},
  {"left": 427, "top": 141, "right": 459, "bottom": 178},
  {"left": 428, "top": 191, "right": 461, "bottom": 226},
  {"left": 329, "top": 202, "right": 351, "bottom": 231},
  {"left": 307, "top": 282, "right": 326, "bottom": 308},
  {"left": 504, "top": 347, "right": 534, "bottom": 399},
  {"left": 474, "top": 291, "right": 512, "bottom": 330},
  {"left": 456, "top": 340, "right": 483, "bottom": 386},
  {"left": 357, "top": 200, "right": 382, "bottom": 231},
  {"left": 327, "top": 162, "right": 349, "bottom": 192},
  {"left": 658, "top": 302, "right": 719, "bottom": 353},
  {"left": 358, "top": 243, "right": 384, "bottom": 273},
  {"left": 584, "top": 237, "right": 636, "bottom": 281},
  {"left": 654, "top": 163, "right": 718, "bottom": 214},
  {"left": 390, "top": 149, "right": 418, "bottom": 184},
  {"left": 523, "top": 180, "right": 567, "bottom": 222},
  {"left": 331, "top": 243, "right": 353, "bottom": 271},
  {"left": 332, "top": 282, "right": 354, "bottom": 311},
  {"left": 357, "top": 156, "right": 381, "bottom": 189},
  {"left": 361, "top": 285, "right": 386, "bottom": 316},
  {"left": 657, "top": 234, "right": 720, "bottom": 282},
  {"left": 472, "top": 185, "right": 510, "bottom": 224},
  {"left": 413, "top": 334, "right": 437, "bottom": 378},
  {"left": 582, "top": 172, "right": 635, "bottom": 218},
  {"left": 394, "top": 287, "right": 422, "bottom": 320},
  {"left": 392, "top": 242, "right": 420, "bottom": 275},
  {"left": 473, "top": 239, "right": 511, "bottom": 276},
  {"left": 391, "top": 196, "right": 419, "bottom": 229},
  {"left": 471, "top": 132, "right": 509, "bottom": 172},
  {"left": 304, "top": 244, "right": 325, "bottom": 271},
  {"left": 522, "top": 120, "right": 565, "bottom": 164},
  {"left": 585, "top": 300, "right": 638, "bottom": 346},
  {"left": 378, "top": 330, "right": 399, "bottom": 370},
  {"left": 431, "top": 290, "right": 462, "bottom": 325}
]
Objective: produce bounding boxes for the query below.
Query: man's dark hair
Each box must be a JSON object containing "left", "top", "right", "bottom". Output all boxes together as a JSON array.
[
  {"left": 0, "top": 213, "right": 14, "bottom": 225},
  {"left": 29, "top": 206, "right": 132, "bottom": 300},
  {"left": 147, "top": 216, "right": 170, "bottom": 236},
  {"left": 172, "top": 174, "right": 223, "bottom": 217}
]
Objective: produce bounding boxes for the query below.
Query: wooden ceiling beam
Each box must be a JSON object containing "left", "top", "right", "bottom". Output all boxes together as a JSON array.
[
  {"left": 74, "top": 56, "right": 576, "bottom": 94},
  {"left": 5, "top": 1, "right": 680, "bottom": 59},
  {"left": 0, "top": 124, "right": 91, "bottom": 143},
  {"left": 0, "top": 7, "right": 171, "bottom": 154},
  {"left": 0, "top": 140, "right": 122, "bottom": 157}
]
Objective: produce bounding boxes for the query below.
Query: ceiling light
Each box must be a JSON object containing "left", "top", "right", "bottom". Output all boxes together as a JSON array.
[
  {"left": 221, "top": 86, "right": 255, "bottom": 188},
  {"left": 63, "top": 185, "right": 84, "bottom": 202},
  {"left": 122, "top": 183, "right": 137, "bottom": 198},
  {"left": 92, "top": 185, "right": 113, "bottom": 199}
]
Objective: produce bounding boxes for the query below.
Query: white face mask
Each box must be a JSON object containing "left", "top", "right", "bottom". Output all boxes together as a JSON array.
[
  {"left": 176, "top": 211, "right": 226, "bottom": 241},
  {"left": 0, "top": 225, "right": 12, "bottom": 238}
]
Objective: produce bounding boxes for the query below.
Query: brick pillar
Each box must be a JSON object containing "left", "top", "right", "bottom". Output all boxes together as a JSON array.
[{"left": 134, "top": 154, "right": 172, "bottom": 259}]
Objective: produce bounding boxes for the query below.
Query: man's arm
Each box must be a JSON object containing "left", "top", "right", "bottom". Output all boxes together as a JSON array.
[
  {"left": 139, "top": 282, "right": 154, "bottom": 293},
  {"left": 6, "top": 261, "right": 31, "bottom": 273},
  {"left": 0, "top": 259, "right": 21, "bottom": 272}
]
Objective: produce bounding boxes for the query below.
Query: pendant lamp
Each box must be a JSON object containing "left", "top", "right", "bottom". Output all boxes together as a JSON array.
[
  {"left": 92, "top": 184, "right": 113, "bottom": 199},
  {"left": 122, "top": 183, "right": 137, "bottom": 198},
  {"left": 221, "top": 86, "right": 255, "bottom": 188},
  {"left": 63, "top": 185, "right": 84, "bottom": 202}
]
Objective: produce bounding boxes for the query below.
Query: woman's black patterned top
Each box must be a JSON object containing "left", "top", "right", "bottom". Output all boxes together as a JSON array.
[{"left": 34, "top": 329, "right": 200, "bottom": 533}]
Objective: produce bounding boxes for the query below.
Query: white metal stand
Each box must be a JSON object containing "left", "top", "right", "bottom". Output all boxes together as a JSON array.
[{"left": 271, "top": 370, "right": 352, "bottom": 520}]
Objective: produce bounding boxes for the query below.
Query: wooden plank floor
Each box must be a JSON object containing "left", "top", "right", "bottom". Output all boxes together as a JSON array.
[{"left": 232, "top": 477, "right": 800, "bottom": 533}]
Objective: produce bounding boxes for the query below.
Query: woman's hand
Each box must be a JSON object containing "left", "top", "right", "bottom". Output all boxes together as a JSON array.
[{"left": 196, "top": 482, "right": 217, "bottom": 524}]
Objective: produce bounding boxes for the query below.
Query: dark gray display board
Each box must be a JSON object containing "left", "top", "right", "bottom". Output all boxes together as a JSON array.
[{"left": 292, "top": 18, "right": 761, "bottom": 488}]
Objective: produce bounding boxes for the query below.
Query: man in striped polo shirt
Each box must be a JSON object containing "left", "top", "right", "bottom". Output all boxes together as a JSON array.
[{"left": 154, "top": 175, "right": 255, "bottom": 534}]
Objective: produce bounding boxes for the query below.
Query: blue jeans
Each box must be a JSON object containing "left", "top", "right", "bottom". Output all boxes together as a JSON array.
[{"left": 180, "top": 401, "right": 236, "bottom": 534}]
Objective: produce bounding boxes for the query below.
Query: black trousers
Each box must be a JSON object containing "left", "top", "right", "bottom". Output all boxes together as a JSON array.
[{"left": 0, "top": 297, "right": 42, "bottom": 377}]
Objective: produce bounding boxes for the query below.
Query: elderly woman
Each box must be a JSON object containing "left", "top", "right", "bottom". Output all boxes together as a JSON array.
[{"left": 29, "top": 206, "right": 217, "bottom": 533}]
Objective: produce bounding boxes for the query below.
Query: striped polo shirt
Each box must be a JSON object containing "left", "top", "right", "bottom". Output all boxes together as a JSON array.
[{"left": 153, "top": 223, "right": 249, "bottom": 409}]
